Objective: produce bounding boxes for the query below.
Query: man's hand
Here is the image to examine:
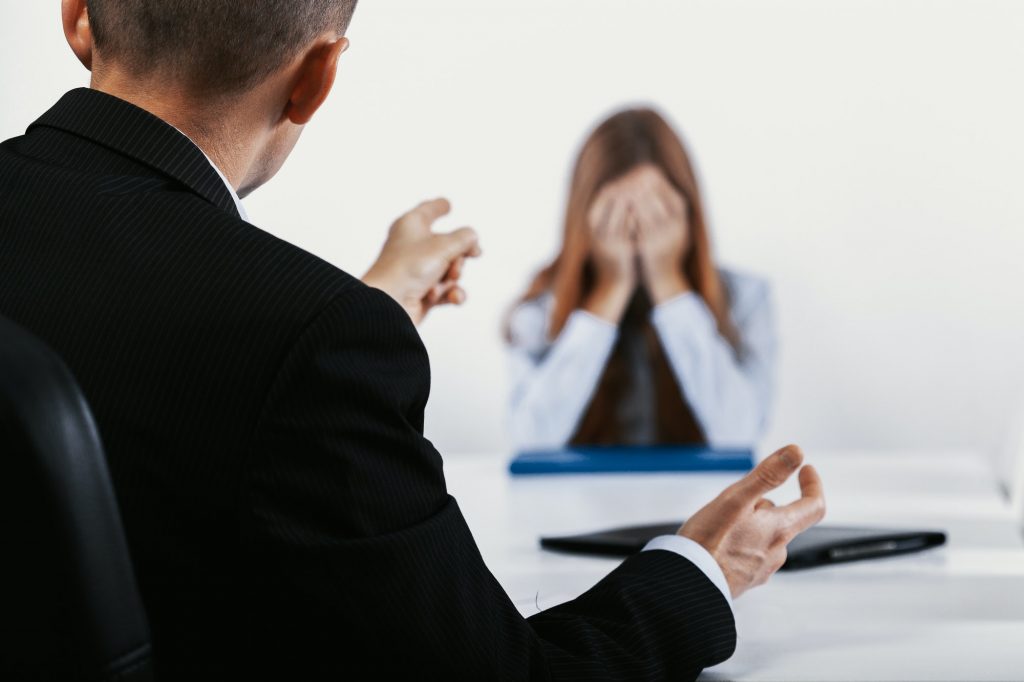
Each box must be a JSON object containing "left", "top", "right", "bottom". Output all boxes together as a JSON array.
[
  {"left": 680, "top": 445, "right": 826, "bottom": 598},
  {"left": 363, "top": 198, "right": 481, "bottom": 326}
]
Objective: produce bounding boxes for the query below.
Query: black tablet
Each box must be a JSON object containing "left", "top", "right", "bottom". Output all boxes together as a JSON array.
[{"left": 541, "top": 522, "right": 946, "bottom": 570}]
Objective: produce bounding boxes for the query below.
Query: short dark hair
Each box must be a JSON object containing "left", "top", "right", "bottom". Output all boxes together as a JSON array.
[{"left": 87, "top": 0, "right": 358, "bottom": 95}]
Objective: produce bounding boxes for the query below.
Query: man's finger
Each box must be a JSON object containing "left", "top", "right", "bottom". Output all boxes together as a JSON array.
[
  {"left": 423, "top": 285, "right": 443, "bottom": 308},
  {"left": 446, "top": 286, "right": 466, "bottom": 305},
  {"left": 775, "top": 465, "right": 826, "bottom": 540},
  {"left": 413, "top": 197, "right": 452, "bottom": 225},
  {"left": 427, "top": 283, "right": 465, "bottom": 307},
  {"left": 754, "top": 498, "right": 776, "bottom": 511},
  {"left": 798, "top": 464, "right": 824, "bottom": 501},
  {"left": 440, "top": 227, "right": 480, "bottom": 260},
  {"left": 731, "top": 444, "right": 804, "bottom": 501},
  {"left": 423, "top": 280, "right": 460, "bottom": 309},
  {"left": 444, "top": 257, "right": 464, "bottom": 284}
]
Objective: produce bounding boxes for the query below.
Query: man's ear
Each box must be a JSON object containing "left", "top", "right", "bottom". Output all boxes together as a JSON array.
[
  {"left": 62, "top": 0, "right": 94, "bottom": 70},
  {"left": 285, "top": 37, "right": 349, "bottom": 126}
]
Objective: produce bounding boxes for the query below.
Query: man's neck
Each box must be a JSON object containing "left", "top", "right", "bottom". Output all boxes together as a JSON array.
[{"left": 90, "top": 70, "right": 256, "bottom": 192}]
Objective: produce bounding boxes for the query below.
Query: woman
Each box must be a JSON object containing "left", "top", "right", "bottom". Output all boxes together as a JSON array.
[{"left": 507, "top": 108, "right": 776, "bottom": 451}]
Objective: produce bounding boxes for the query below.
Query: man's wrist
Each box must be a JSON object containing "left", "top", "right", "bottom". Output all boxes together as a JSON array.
[
  {"left": 361, "top": 268, "right": 396, "bottom": 302},
  {"left": 362, "top": 269, "right": 421, "bottom": 324},
  {"left": 644, "top": 535, "right": 734, "bottom": 611}
]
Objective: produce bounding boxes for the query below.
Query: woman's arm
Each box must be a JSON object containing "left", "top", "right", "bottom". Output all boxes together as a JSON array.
[
  {"left": 508, "top": 181, "right": 641, "bottom": 451},
  {"left": 506, "top": 299, "right": 620, "bottom": 451},
  {"left": 651, "top": 276, "right": 777, "bottom": 449}
]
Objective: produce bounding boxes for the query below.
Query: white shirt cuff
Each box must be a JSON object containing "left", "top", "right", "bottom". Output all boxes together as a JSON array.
[
  {"left": 650, "top": 291, "right": 716, "bottom": 334},
  {"left": 642, "top": 535, "right": 734, "bottom": 613},
  {"left": 567, "top": 308, "right": 619, "bottom": 334},
  {"left": 551, "top": 309, "right": 618, "bottom": 370}
]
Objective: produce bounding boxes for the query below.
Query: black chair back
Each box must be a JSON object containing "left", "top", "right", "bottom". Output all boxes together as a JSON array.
[{"left": 0, "top": 315, "right": 153, "bottom": 681}]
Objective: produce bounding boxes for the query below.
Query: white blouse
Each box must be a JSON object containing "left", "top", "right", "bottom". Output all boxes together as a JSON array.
[{"left": 506, "top": 269, "right": 777, "bottom": 451}]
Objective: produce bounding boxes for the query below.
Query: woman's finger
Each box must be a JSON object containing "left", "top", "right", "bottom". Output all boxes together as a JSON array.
[
  {"left": 637, "top": 181, "right": 670, "bottom": 224},
  {"left": 657, "top": 178, "right": 688, "bottom": 219},
  {"left": 625, "top": 209, "right": 640, "bottom": 242},
  {"left": 604, "top": 195, "right": 629, "bottom": 241},
  {"left": 588, "top": 188, "right": 614, "bottom": 236},
  {"left": 633, "top": 189, "right": 664, "bottom": 237}
]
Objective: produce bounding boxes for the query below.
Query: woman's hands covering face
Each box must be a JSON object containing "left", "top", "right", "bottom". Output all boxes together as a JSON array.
[
  {"left": 629, "top": 167, "right": 692, "bottom": 303},
  {"left": 586, "top": 166, "right": 692, "bottom": 314},
  {"left": 587, "top": 184, "right": 640, "bottom": 289},
  {"left": 582, "top": 186, "right": 639, "bottom": 323}
]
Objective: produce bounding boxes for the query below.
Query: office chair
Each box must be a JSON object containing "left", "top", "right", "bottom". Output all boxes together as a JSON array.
[{"left": 0, "top": 315, "right": 154, "bottom": 681}]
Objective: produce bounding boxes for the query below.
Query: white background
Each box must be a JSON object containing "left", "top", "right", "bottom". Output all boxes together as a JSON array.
[{"left": 2, "top": 1, "right": 1023, "bottom": 460}]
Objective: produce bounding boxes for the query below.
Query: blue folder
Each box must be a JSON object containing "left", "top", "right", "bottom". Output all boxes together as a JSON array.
[{"left": 509, "top": 445, "right": 754, "bottom": 475}]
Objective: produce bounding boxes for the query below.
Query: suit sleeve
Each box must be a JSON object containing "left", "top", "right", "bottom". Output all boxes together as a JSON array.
[{"left": 241, "top": 284, "right": 736, "bottom": 681}]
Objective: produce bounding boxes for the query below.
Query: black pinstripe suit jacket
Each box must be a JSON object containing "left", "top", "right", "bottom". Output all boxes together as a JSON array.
[{"left": 0, "top": 89, "right": 736, "bottom": 680}]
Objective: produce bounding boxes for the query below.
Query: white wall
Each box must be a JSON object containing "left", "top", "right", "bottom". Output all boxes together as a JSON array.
[{"left": 2, "top": 1, "right": 1023, "bottom": 458}]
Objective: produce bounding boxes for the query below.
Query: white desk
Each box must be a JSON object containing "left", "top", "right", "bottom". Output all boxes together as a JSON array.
[{"left": 444, "top": 450, "right": 1024, "bottom": 682}]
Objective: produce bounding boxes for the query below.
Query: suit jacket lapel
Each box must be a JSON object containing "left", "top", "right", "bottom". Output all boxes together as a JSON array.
[{"left": 28, "top": 88, "right": 240, "bottom": 219}]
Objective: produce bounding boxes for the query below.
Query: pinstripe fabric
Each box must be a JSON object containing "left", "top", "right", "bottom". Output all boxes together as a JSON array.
[{"left": 0, "top": 89, "right": 736, "bottom": 680}]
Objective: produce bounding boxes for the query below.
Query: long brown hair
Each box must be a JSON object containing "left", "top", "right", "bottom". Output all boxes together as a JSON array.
[{"left": 515, "top": 108, "right": 739, "bottom": 445}]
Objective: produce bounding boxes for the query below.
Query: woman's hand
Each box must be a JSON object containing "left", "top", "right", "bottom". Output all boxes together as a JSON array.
[
  {"left": 631, "top": 168, "right": 691, "bottom": 304},
  {"left": 583, "top": 185, "right": 638, "bottom": 323}
]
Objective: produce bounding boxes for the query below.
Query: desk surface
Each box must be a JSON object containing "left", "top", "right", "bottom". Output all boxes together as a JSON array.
[{"left": 444, "top": 449, "right": 1024, "bottom": 682}]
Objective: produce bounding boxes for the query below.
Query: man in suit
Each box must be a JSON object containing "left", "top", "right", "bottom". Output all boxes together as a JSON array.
[{"left": 0, "top": 1, "right": 826, "bottom": 679}]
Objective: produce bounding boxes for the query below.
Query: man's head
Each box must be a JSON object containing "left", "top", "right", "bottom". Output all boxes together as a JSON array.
[
  {"left": 84, "top": 0, "right": 357, "bottom": 96},
  {"left": 61, "top": 0, "right": 358, "bottom": 196}
]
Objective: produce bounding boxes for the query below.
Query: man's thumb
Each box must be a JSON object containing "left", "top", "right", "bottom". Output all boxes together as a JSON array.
[{"left": 737, "top": 445, "right": 803, "bottom": 498}]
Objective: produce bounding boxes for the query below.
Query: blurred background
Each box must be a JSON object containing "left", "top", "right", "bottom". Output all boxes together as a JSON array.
[{"left": 2, "top": 0, "right": 1023, "bottom": 460}]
